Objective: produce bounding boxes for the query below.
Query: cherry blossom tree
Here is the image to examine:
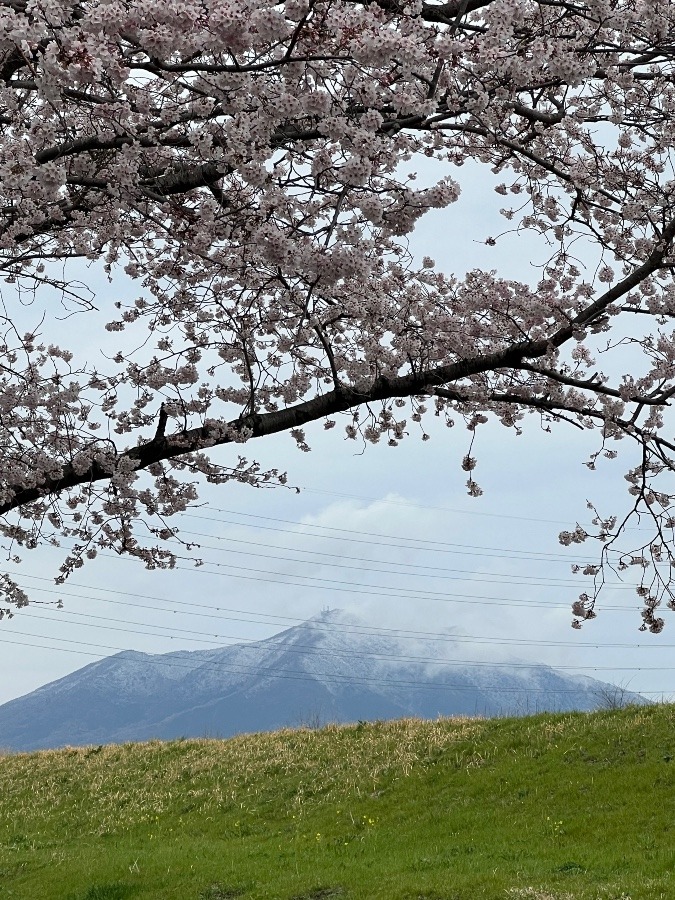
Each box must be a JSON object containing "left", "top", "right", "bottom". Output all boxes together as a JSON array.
[{"left": 0, "top": 0, "right": 674, "bottom": 630}]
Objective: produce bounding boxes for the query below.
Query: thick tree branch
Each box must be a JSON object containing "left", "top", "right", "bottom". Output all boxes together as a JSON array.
[
  {"left": 5, "top": 217, "right": 675, "bottom": 516},
  {"left": 0, "top": 342, "right": 534, "bottom": 514}
]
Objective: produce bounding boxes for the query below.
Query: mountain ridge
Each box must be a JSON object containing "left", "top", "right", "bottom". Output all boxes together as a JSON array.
[{"left": 0, "top": 608, "right": 644, "bottom": 750}]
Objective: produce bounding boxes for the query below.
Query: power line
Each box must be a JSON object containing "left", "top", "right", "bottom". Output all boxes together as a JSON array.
[
  {"left": 6, "top": 520, "right": 641, "bottom": 624},
  {"left": 297, "top": 488, "right": 574, "bottom": 524},
  {"left": 0, "top": 629, "right": 669, "bottom": 695},
  {"left": 48, "top": 549, "right": 645, "bottom": 612},
  {"left": 41, "top": 514, "right": 630, "bottom": 594},
  {"left": 19, "top": 608, "right": 675, "bottom": 673},
  {"left": 7, "top": 570, "right": 662, "bottom": 651},
  {"left": 295, "top": 487, "right": 653, "bottom": 533},
  {"left": 36, "top": 547, "right": 562, "bottom": 608},
  {"left": 184, "top": 508, "right": 596, "bottom": 560},
  {"left": 12, "top": 542, "right": 586, "bottom": 608},
  {"left": 174, "top": 528, "right": 613, "bottom": 588}
]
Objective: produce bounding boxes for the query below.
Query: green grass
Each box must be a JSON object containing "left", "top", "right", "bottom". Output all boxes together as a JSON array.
[{"left": 1, "top": 706, "right": 674, "bottom": 899}]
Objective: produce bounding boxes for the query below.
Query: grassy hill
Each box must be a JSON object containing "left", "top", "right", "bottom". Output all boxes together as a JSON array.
[{"left": 1, "top": 705, "right": 674, "bottom": 900}]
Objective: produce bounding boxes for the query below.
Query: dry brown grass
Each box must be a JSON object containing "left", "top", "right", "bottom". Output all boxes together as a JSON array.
[{"left": 0, "top": 716, "right": 482, "bottom": 836}]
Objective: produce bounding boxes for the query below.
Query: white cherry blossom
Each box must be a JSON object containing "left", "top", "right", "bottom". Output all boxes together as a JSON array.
[{"left": 0, "top": 0, "right": 673, "bottom": 631}]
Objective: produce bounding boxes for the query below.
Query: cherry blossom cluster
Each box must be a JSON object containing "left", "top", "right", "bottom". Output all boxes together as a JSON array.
[{"left": 0, "top": 0, "right": 674, "bottom": 630}]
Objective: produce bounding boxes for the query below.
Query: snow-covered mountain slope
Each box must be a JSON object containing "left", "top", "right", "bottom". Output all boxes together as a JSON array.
[{"left": 0, "top": 609, "right": 645, "bottom": 751}]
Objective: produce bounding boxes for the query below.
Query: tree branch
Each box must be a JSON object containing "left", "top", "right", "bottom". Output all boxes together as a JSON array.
[{"left": 0, "top": 341, "right": 534, "bottom": 514}]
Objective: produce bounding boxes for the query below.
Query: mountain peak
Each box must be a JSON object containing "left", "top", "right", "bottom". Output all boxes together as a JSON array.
[
  {"left": 0, "top": 610, "right": 647, "bottom": 751},
  {"left": 307, "top": 607, "right": 360, "bottom": 626}
]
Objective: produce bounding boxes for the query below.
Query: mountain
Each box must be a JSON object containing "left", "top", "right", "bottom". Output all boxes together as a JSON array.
[{"left": 0, "top": 609, "right": 645, "bottom": 751}]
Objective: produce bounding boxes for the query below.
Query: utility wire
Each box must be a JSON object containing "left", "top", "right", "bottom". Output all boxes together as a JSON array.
[
  {"left": 7, "top": 570, "right": 662, "bottom": 650},
  {"left": 297, "top": 488, "right": 573, "bottom": 523},
  {"left": 49, "top": 549, "right": 645, "bottom": 612},
  {"left": 294, "top": 487, "right": 653, "bottom": 533},
  {"left": 19, "top": 608, "right": 675, "bottom": 673},
  {"left": 172, "top": 528, "right": 620, "bottom": 588},
  {"left": 183, "top": 509, "right": 598, "bottom": 561},
  {"left": 0, "top": 630, "right": 668, "bottom": 695}
]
